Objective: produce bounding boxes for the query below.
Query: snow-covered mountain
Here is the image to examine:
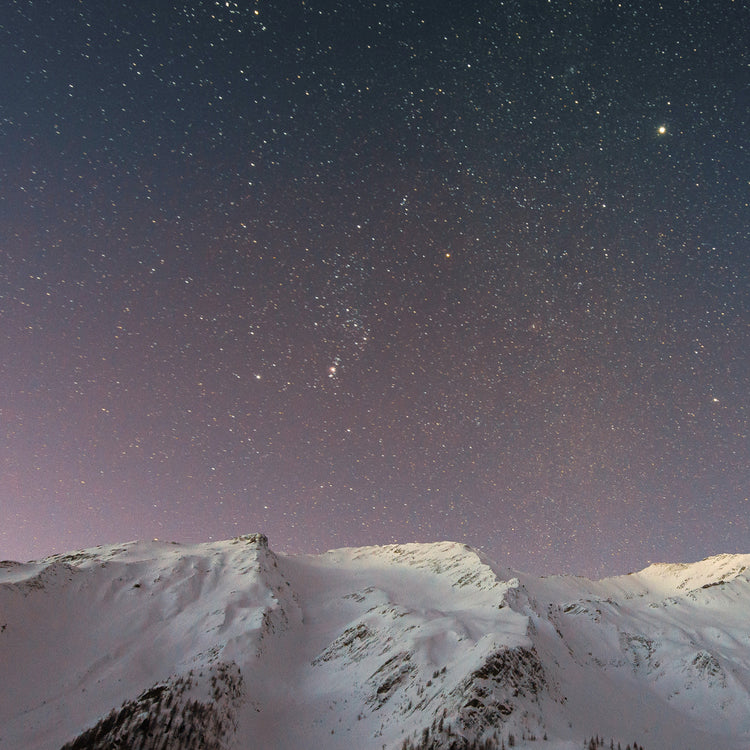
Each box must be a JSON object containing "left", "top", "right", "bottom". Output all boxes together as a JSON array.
[{"left": 2, "top": 535, "right": 749, "bottom": 750}]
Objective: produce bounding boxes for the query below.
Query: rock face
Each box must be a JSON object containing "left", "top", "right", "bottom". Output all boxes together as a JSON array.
[{"left": 1, "top": 538, "right": 749, "bottom": 750}]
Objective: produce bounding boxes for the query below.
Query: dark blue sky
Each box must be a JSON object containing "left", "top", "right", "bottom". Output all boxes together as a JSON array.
[{"left": 1, "top": 0, "right": 748, "bottom": 576}]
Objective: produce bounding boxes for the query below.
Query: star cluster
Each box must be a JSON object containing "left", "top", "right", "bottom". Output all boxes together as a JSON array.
[{"left": 1, "top": 0, "right": 748, "bottom": 575}]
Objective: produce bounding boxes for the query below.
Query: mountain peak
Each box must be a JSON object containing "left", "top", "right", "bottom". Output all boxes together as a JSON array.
[
  {"left": 634, "top": 552, "right": 750, "bottom": 592},
  {"left": 3, "top": 537, "right": 750, "bottom": 750}
]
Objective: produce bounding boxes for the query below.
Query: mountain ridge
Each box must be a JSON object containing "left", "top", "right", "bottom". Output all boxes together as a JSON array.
[{"left": 2, "top": 536, "right": 749, "bottom": 750}]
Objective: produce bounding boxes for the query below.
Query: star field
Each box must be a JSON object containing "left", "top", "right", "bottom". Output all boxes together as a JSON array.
[{"left": 1, "top": 0, "right": 748, "bottom": 576}]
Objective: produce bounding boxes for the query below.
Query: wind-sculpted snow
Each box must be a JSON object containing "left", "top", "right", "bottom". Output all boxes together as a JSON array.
[
  {"left": 0, "top": 534, "right": 296, "bottom": 750},
  {"left": 1, "top": 539, "right": 749, "bottom": 750}
]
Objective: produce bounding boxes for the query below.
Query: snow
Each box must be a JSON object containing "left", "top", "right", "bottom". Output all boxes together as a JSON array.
[{"left": 1, "top": 537, "right": 749, "bottom": 750}]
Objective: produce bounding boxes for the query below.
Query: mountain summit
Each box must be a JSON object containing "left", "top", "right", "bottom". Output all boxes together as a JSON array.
[{"left": 2, "top": 536, "right": 749, "bottom": 750}]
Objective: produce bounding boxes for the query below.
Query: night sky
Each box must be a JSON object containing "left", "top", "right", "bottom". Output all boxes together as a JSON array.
[{"left": 1, "top": 0, "right": 748, "bottom": 576}]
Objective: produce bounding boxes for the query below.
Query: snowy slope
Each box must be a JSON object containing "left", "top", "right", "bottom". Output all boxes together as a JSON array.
[{"left": 1, "top": 536, "right": 749, "bottom": 750}]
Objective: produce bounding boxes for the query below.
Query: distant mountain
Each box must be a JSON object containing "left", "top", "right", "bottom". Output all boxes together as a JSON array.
[{"left": 2, "top": 535, "right": 749, "bottom": 750}]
